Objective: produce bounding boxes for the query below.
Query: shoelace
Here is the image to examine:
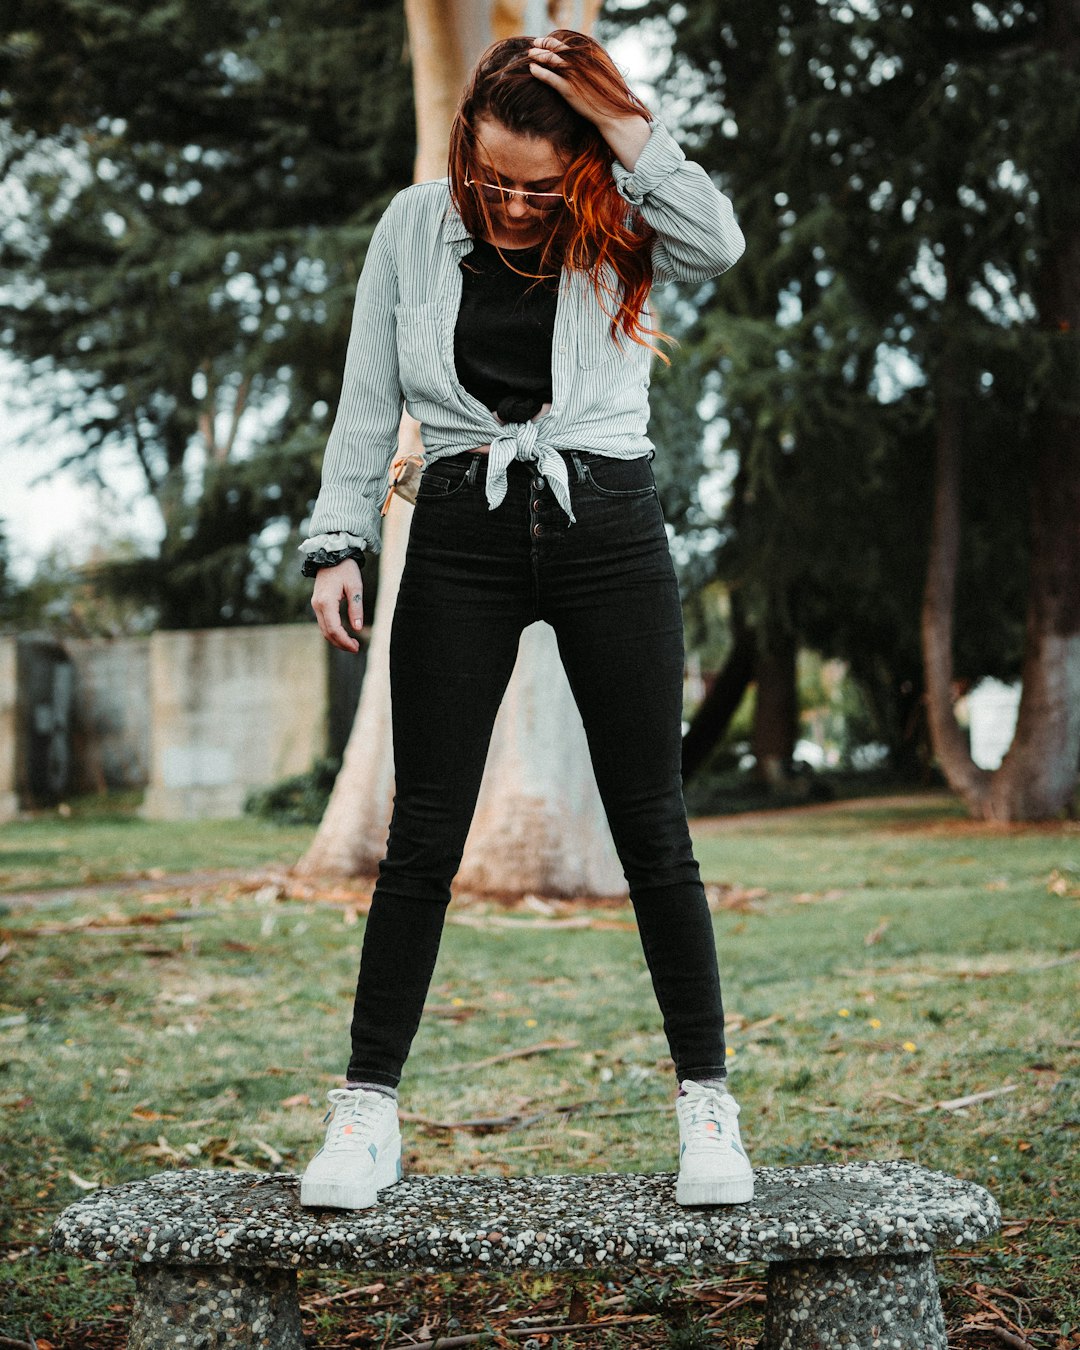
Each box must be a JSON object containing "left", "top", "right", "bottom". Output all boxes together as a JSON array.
[
  {"left": 681, "top": 1087, "right": 739, "bottom": 1155},
  {"left": 321, "top": 1089, "right": 389, "bottom": 1152}
]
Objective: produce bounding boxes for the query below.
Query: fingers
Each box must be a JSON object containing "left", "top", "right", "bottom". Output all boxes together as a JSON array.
[
  {"left": 311, "top": 561, "right": 364, "bottom": 653},
  {"left": 528, "top": 41, "right": 568, "bottom": 77},
  {"left": 528, "top": 58, "right": 566, "bottom": 91},
  {"left": 527, "top": 37, "right": 620, "bottom": 125},
  {"left": 528, "top": 42, "right": 582, "bottom": 110},
  {"left": 529, "top": 38, "right": 567, "bottom": 61}
]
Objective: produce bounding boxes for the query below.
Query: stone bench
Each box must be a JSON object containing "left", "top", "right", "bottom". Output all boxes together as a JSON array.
[{"left": 51, "top": 1159, "right": 999, "bottom": 1350}]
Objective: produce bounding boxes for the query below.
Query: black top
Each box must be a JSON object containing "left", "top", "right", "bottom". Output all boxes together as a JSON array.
[{"left": 454, "top": 239, "right": 559, "bottom": 425}]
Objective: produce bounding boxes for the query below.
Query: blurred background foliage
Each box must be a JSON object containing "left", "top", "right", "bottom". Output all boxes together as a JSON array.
[
  {"left": 1, "top": 0, "right": 1076, "bottom": 791},
  {"left": 0, "top": 0, "right": 413, "bottom": 626}
]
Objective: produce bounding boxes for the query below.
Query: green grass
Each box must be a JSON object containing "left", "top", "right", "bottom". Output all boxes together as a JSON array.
[
  {"left": 0, "top": 809, "right": 315, "bottom": 892},
  {"left": 0, "top": 796, "right": 1077, "bottom": 1347}
]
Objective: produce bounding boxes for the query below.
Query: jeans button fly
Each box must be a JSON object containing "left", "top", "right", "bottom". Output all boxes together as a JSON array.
[
  {"left": 532, "top": 476, "right": 544, "bottom": 490},
  {"left": 532, "top": 498, "right": 542, "bottom": 512},
  {"left": 532, "top": 523, "right": 544, "bottom": 538}
]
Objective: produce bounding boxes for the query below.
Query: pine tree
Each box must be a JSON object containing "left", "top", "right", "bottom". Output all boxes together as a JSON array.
[
  {"left": 622, "top": 0, "right": 1078, "bottom": 816},
  {"left": 0, "top": 0, "right": 413, "bottom": 626}
]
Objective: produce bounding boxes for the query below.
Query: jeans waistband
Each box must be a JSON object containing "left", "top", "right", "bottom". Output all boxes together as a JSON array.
[{"left": 443, "top": 448, "right": 642, "bottom": 484}]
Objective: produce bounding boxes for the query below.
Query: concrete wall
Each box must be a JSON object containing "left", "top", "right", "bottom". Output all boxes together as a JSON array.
[
  {"left": 0, "top": 624, "right": 364, "bottom": 819},
  {"left": 66, "top": 636, "right": 151, "bottom": 793},
  {"left": 141, "top": 624, "right": 331, "bottom": 820}
]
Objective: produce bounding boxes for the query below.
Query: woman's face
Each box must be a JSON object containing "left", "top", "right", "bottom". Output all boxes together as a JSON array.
[{"left": 470, "top": 116, "right": 568, "bottom": 247}]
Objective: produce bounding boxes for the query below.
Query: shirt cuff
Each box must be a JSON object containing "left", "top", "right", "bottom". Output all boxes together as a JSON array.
[
  {"left": 299, "top": 530, "right": 370, "bottom": 555},
  {"left": 611, "top": 120, "right": 687, "bottom": 206}
]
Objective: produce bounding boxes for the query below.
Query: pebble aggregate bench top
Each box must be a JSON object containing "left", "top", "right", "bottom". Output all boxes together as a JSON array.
[{"left": 51, "top": 1159, "right": 1000, "bottom": 1272}]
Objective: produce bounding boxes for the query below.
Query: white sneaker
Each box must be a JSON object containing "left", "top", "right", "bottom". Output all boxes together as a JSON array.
[
  {"left": 299, "top": 1087, "right": 402, "bottom": 1209},
  {"left": 675, "top": 1080, "right": 754, "bottom": 1206}
]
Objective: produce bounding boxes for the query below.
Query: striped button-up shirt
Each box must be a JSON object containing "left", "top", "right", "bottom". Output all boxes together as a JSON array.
[{"left": 301, "top": 120, "right": 744, "bottom": 560}]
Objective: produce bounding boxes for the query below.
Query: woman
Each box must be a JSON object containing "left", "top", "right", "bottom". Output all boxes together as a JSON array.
[{"left": 298, "top": 30, "right": 752, "bottom": 1210}]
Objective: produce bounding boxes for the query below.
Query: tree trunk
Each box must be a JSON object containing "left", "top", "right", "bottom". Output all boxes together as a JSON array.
[
  {"left": 986, "top": 10, "right": 1080, "bottom": 817},
  {"left": 681, "top": 600, "right": 756, "bottom": 780},
  {"left": 920, "top": 338, "right": 993, "bottom": 808},
  {"left": 458, "top": 624, "right": 625, "bottom": 895},
  {"left": 751, "top": 627, "right": 798, "bottom": 788},
  {"left": 295, "top": 474, "right": 414, "bottom": 875},
  {"left": 298, "top": 0, "right": 619, "bottom": 888}
]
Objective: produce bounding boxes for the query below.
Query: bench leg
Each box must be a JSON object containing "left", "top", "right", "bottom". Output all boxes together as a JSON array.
[
  {"left": 760, "top": 1252, "right": 947, "bottom": 1350},
  {"left": 128, "top": 1263, "right": 304, "bottom": 1349}
]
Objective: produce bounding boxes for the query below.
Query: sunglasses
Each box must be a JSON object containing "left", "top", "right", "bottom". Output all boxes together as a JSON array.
[{"left": 464, "top": 178, "right": 570, "bottom": 211}]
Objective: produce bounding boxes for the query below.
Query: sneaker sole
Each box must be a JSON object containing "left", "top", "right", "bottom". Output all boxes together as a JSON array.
[
  {"left": 300, "top": 1177, "right": 379, "bottom": 1209},
  {"left": 676, "top": 1175, "right": 754, "bottom": 1206},
  {"left": 300, "top": 1157, "right": 402, "bottom": 1210}
]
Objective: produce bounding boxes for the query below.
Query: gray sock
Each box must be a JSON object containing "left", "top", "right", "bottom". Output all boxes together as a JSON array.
[
  {"left": 679, "top": 1076, "right": 729, "bottom": 1097},
  {"left": 344, "top": 1080, "right": 398, "bottom": 1102}
]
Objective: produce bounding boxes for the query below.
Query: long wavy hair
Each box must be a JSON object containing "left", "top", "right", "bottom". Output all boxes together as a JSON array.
[{"left": 448, "top": 30, "right": 667, "bottom": 358}]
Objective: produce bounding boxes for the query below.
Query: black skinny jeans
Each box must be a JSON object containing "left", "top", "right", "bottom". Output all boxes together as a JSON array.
[{"left": 347, "top": 449, "right": 728, "bottom": 1088}]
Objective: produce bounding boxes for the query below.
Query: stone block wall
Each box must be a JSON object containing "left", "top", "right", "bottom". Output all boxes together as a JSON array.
[
  {"left": 66, "top": 635, "right": 151, "bottom": 794},
  {"left": 0, "top": 624, "right": 365, "bottom": 820},
  {"left": 140, "top": 624, "right": 332, "bottom": 820}
]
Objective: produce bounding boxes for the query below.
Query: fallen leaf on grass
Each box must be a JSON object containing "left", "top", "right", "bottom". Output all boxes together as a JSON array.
[
  {"left": 300, "top": 1281, "right": 386, "bottom": 1309},
  {"left": 447, "top": 914, "right": 625, "bottom": 931},
  {"left": 67, "top": 1170, "right": 99, "bottom": 1191},
  {"left": 567, "top": 1288, "right": 589, "bottom": 1323},
  {"left": 791, "top": 888, "right": 846, "bottom": 905},
  {"left": 20, "top": 910, "right": 200, "bottom": 937},
  {"left": 131, "top": 1106, "right": 179, "bottom": 1121},
  {"left": 427, "top": 1039, "right": 578, "bottom": 1076},
  {"left": 250, "top": 1137, "right": 284, "bottom": 1166},
  {"left": 916, "top": 1083, "right": 1018, "bottom": 1114},
  {"left": 872, "top": 1091, "right": 920, "bottom": 1107},
  {"left": 281, "top": 1093, "right": 313, "bottom": 1108},
  {"left": 426, "top": 1003, "right": 481, "bottom": 1023},
  {"left": 141, "top": 1136, "right": 201, "bottom": 1163},
  {"left": 705, "top": 884, "right": 768, "bottom": 912},
  {"left": 864, "top": 918, "right": 890, "bottom": 946}
]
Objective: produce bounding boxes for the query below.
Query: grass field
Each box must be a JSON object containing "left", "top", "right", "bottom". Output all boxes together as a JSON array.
[{"left": 0, "top": 795, "right": 1077, "bottom": 1348}]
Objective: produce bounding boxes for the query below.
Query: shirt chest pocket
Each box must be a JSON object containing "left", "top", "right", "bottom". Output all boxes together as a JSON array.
[
  {"left": 395, "top": 302, "right": 454, "bottom": 397},
  {"left": 576, "top": 288, "right": 649, "bottom": 373}
]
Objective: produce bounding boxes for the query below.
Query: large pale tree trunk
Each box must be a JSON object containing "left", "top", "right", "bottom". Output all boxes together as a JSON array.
[{"left": 297, "top": 0, "right": 621, "bottom": 891}]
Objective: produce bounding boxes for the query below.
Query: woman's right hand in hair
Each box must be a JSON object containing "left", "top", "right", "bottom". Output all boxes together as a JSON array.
[
  {"left": 311, "top": 558, "right": 365, "bottom": 652},
  {"left": 528, "top": 34, "right": 651, "bottom": 170}
]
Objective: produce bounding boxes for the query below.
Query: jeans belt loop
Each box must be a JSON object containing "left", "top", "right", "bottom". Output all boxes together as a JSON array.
[
  {"left": 569, "top": 450, "right": 587, "bottom": 484},
  {"left": 467, "top": 455, "right": 481, "bottom": 486}
]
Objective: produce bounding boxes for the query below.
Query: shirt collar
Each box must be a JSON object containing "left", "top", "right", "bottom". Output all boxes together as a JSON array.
[{"left": 441, "top": 184, "right": 472, "bottom": 245}]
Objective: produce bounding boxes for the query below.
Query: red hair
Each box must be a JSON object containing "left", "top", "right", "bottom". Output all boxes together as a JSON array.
[{"left": 448, "top": 30, "right": 668, "bottom": 359}]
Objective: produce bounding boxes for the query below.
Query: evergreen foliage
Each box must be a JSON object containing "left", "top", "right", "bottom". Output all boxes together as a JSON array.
[
  {"left": 0, "top": 0, "right": 414, "bottom": 626},
  {"left": 611, "top": 0, "right": 1070, "bottom": 751}
]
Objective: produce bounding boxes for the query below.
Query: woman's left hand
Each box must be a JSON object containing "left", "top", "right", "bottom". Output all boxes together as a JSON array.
[{"left": 528, "top": 34, "right": 651, "bottom": 169}]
